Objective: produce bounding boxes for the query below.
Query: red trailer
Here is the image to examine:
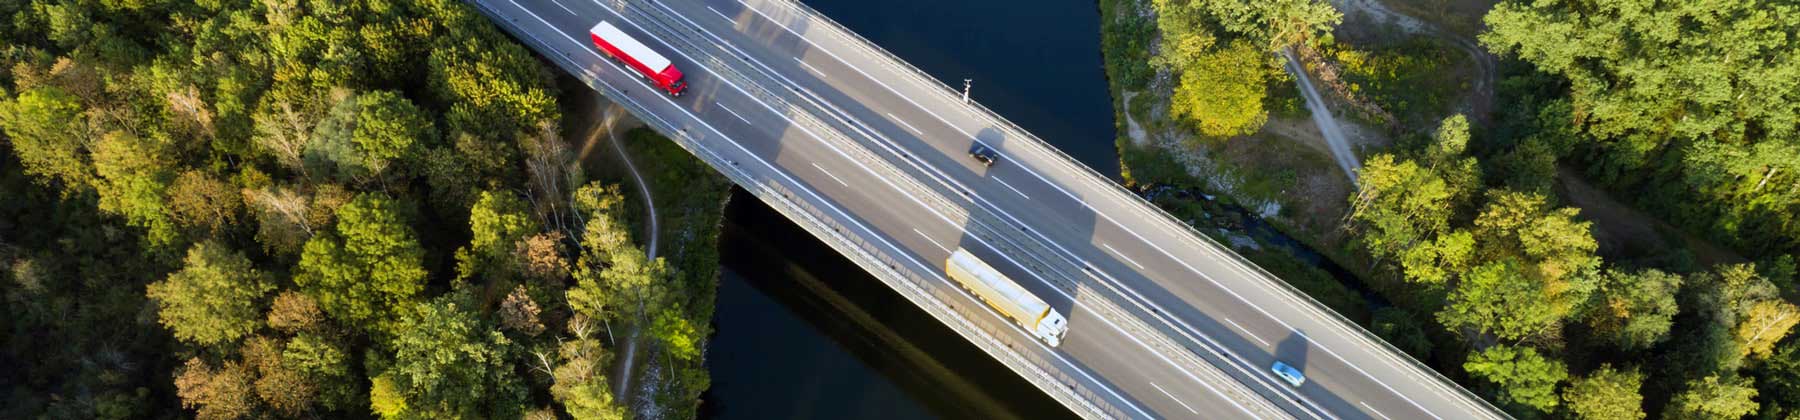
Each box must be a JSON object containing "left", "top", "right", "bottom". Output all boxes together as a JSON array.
[{"left": 590, "top": 21, "right": 688, "bottom": 96}]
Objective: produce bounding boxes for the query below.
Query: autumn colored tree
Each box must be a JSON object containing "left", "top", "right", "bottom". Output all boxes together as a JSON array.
[
  {"left": 1665, "top": 375, "right": 1760, "bottom": 420},
  {"left": 174, "top": 358, "right": 258, "bottom": 420},
  {"left": 1584, "top": 269, "right": 1682, "bottom": 351},
  {"left": 548, "top": 315, "right": 624, "bottom": 420}
]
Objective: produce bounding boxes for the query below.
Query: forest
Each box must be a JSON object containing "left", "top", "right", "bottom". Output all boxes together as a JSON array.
[
  {"left": 1102, "top": 0, "right": 1800, "bottom": 418},
  {"left": 0, "top": 0, "right": 726, "bottom": 418}
]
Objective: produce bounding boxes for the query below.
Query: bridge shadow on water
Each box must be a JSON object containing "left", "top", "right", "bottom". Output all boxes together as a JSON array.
[
  {"left": 698, "top": 2, "right": 1359, "bottom": 416},
  {"left": 702, "top": 192, "right": 1077, "bottom": 420}
]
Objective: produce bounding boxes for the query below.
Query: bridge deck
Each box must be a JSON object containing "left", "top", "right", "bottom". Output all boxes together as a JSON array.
[{"left": 471, "top": 0, "right": 1506, "bottom": 418}]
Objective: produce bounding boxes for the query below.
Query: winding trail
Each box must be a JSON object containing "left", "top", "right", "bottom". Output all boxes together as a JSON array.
[{"left": 597, "top": 102, "right": 660, "bottom": 411}]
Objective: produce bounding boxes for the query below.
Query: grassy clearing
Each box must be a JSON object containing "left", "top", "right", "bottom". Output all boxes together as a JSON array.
[{"left": 1323, "top": 36, "right": 1466, "bottom": 130}]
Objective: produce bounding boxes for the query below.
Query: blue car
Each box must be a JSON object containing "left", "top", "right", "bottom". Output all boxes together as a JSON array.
[{"left": 1271, "top": 361, "right": 1306, "bottom": 387}]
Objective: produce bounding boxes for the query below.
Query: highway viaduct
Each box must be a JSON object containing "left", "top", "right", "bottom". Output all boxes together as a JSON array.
[{"left": 470, "top": 0, "right": 1509, "bottom": 418}]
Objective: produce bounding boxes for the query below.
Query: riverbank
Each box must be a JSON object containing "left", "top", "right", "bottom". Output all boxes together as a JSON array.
[
  {"left": 559, "top": 80, "right": 734, "bottom": 419},
  {"left": 1099, "top": 0, "right": 1388, "bottom": 320},
  {"left": 1095, "top": 0, "right": 1489, "bottom": 372}
]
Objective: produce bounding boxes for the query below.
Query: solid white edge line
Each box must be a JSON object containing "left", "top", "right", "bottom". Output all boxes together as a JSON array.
[
  {"left": 1151, "top": 382, "right": 1200, "bottom": 415},
  {"left": 1363, "top": 402, "right": 1395, "bottom": 420},
  {"left": 664, "top": 1, "right": 1472, "bottom": 418},
  {"left": 914, "top": 229, "right": 951, "bottom": 254},
  {"left": 716, "top": 103, "right": 752, "bottom": 125},
  {"left": 663, "top": 3, "right": 1277, "bottom": 416},
  {"left": 796, "top": 58, "right": 829, "bottom": 78},
  {"left": 562, "top": 6, "right": 1170, "bottom": 418},
  {"left": 1224, "top": 318, "right": 1271, "bottom": 348},
  {"left": 716, "top": 0, "right": 1330, "bottom": 415},
  {"left": 1101, "top": 243, "right": 1145, "bottom": 270},
  {"left": 811, "top": 162, "right": 849, "bottom": 187},
  {"left": 549, "top": 0, "right": 577, "bottom": 16},
  {"left": 991, "top": 175, "right": 1030, "bottom": 200},
  {"left": 738, "top": 3, "right": 1464, "bottom": 416},
  {"left": 706, "top": 5, "right": 735, "bottom": 25}
]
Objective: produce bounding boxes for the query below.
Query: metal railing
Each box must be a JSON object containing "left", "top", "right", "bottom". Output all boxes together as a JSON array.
[
  {"left": 641, "top": 2, "right": 1292, "bottom": 416},
  {"left": 757, "top": 0, "right": 1506, "bottom": 416},
  {"left": 466, "top": 1, "right": 1120, "bottom": 417}
]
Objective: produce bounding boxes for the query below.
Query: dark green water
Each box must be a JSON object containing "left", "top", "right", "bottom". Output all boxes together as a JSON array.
[{"left": 701, "top": 0, "right": 1114, "bottom": 418}]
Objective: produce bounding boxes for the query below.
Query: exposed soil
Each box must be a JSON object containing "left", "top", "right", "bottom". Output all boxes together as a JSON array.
[{"left": 1121, "top": 91, "right": 1150, "bottom": 146}]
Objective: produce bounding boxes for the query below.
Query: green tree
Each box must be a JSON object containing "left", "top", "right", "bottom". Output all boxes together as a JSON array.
[
  {"left": 1463, "top": 344, "right": 1568, "bottom": 413},
  {"left": 1754, "top": 343, "right": 1800, "bottom": 418},
  {"left": 294, "top": 193, "right": 426, "bottom": 331},
  {"left": 350, "top": 90, "right": 434, "bottom": 182},
  {"left": 1472, "top": 190, "right": 1600, "bottom": 289},
  {"left": 1585, "top": 269, "right": 1682, "bottom": 351},
  {"left": 568, "top": 182, "right": 668, "bottom": 321},
  {"left": 1664, "top": 375, "right": 1759, "bottom": 420},
  {"left": 1169, "top": 40, "right": 1270, "bottom": 138},
  {"left": 146, "top": 241, "right": 274, "bottom": 346},
  {"left": 1482, "top": 0, "right": 1800, "bottom": 257},
  {"left": 1152, "top": 0, "right": 1340, "bottom": 52},
  {"left": 1349, "top": 155, "right": 1462, "bottom": 285},
  {"left": 0, "top": 86, "right": 93, "bottom": 190},
  {"left": 652, "top": 306, "right": 701, "bottom": 362},
  {"left": 282, "top": 332, "right": 357, "bottom": 411},
  {"left": 90, "top": 130, "right": 179, "bottom": 246},
  {"left": 379, "top": 295, "right": 526, "bottom": 419},
  {"left": 1482, "top": 0, "right": 1800, "bottom": 149},
  {"left": 456, "top": 190, "right": 539, "bottom": 281},
  {"left": 1439, "top": 260, "right": 1566, "bottom": 342},
  {"left": 1562, "top": 364, "right": 1645, "bottom": 420},
  {"left": 1690, "top": 264, "right": 1800, "bottom": 361},
  {"left": 1423, "top": 114, "right": 1482, "bottom": 207}
]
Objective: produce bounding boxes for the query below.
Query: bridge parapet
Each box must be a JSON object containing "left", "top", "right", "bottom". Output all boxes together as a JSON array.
[
  {"left": 754, "top": 0, "right": 1506, "bottom": 416},
  {"left": 469, "top": 1, "right": 1122, "bottom": 417}
]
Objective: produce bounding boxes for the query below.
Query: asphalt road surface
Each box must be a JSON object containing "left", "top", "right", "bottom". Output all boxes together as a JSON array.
[{"left": 473, "top": 0, "right": 1506, "bottom": 418}]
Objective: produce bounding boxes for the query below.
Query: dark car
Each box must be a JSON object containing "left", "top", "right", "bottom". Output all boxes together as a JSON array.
[{"left": 968, "top": 143, "right": 999, "bottom": 167}]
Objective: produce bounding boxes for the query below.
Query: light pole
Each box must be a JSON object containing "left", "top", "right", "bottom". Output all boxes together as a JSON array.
[{"left": 962, "top": 79, "right": 973, "bottom": 104}]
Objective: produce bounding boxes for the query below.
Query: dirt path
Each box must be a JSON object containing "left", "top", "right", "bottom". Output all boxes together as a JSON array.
[
  {"left": 1121, "top": 91, "right": 1150, "bottom": 146},
  {"left": 1284, "top": 49, "right": 1362, "bottom": 184},
  {"left": 599, "top": 103, "right": 660, "bottom": 410},
  {"left": 571, "top": 95, "right": 661, "bottom": 412}
]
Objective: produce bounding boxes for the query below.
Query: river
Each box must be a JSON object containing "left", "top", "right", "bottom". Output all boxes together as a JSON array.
[{"left": 700, "top": 0, "right": 1116, "bottom": 418}]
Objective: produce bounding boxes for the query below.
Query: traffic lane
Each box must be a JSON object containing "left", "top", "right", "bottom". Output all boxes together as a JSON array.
[
  {"left": 657, "top": 0, "right": 1016, "bottom": 202},
  {"left": 645, "top": 0, "right": 1340, "bottom": 416},
  {"left": 669, "top": 9, "right": 1343, "bottom": 411},
  {"left": 507, "top": 1, "right": 1291, "bottom": 417},
  {"left": 520, "top": 4, "right": 1181, "bottom": 416},
  {"left": 668, "top": 0, "right": 1166, "bottom": 304},
  {"left": 1083, "top": 213, "right": 1441, "bottom": 419},
  {"left": 693, "top": 1, "right": 1480, "bottom": 415},
  {"left": 950, "top": 230, "right": 1260, "bottom": 418}
]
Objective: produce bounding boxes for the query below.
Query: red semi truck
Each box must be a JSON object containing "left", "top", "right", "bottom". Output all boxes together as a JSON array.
[{"left": 589, "top": 21, "right": 688, "bottom": 96}]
